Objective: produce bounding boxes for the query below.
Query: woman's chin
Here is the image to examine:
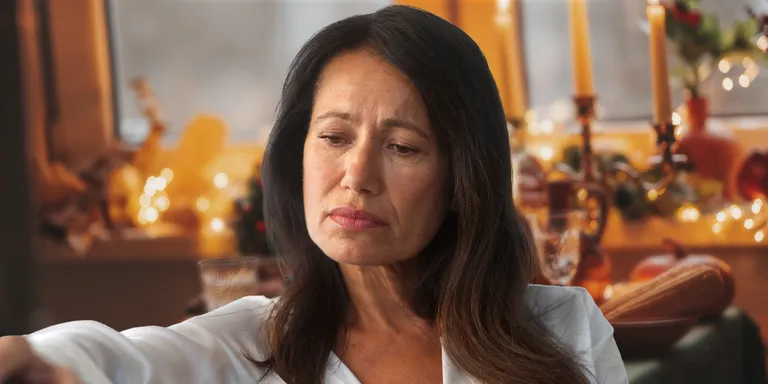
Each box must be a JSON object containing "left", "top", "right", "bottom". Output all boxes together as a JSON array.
[
  {"left": 326, "top": 252, "right": 391, "bottom": 267},
  {"left": 323, "top": 244, "right": 404, "bottom": 267}
]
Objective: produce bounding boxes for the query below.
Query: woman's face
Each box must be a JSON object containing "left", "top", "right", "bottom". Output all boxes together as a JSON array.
[{"left": 303, "top": 50, "right": 449, "bottom": 266}]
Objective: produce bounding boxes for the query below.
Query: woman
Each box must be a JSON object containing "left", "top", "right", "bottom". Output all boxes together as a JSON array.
[{"left": 0, "top": 5, "right": 626, "bottom": 384}]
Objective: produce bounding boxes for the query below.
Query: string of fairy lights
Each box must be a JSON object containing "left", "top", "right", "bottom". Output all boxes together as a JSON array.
[
  {"left": 136, "top": 168, "right": 232, "bottom": 236},
  {"left": 709, "top": 198, "right": 766, "bottom": 242}
]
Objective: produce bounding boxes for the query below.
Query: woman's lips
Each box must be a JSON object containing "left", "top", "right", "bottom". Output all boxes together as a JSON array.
[{"left": 329, "top": 207, "right": 387, "bottom": 229}]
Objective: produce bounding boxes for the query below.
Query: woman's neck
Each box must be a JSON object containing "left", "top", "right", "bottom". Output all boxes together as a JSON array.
[{"left": 339, "top": 260, "right": 431, "bottom": 332}]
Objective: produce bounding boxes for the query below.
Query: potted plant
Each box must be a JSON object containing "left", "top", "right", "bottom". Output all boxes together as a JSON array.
[
  {"left": 664, "top": 0, "right": 762, "bottom": 131},
  {"left": 662, "top": 0, "right": 764, "bottom": 200}
]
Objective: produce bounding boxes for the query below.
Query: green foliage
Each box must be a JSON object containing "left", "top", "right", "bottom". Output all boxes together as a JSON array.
[
  {"left": 232, "top": 163, "right": 271, "bottom": 256},
  {"left": 557, "top": 145, "right": 698, "bottom": 221},
  {"left": 662, "top": 0, "right": 763, "bottom": 95}
]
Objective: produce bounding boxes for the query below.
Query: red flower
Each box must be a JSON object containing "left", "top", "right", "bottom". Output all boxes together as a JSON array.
[
  {"left": 671, "top": 6, "right": 702, "bottom": 27},
  {"left": 256, "top": 221, "right": 266, "bottom": 232}
]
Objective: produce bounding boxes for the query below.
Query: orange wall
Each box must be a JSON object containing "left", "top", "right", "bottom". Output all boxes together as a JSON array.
[{"left": 395, "top": 0, "right": 508, "bottom": 114}]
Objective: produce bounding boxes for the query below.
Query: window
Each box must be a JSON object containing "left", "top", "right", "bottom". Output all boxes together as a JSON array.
[
  {"left": 107, "top": 0, "right": 767, "bottom": 144},
  {"left": 521, "top": 0, "right": 768, "bottom": 122},
  {"left": 107, "top": 0, "right": 389, "bottom": 145}
]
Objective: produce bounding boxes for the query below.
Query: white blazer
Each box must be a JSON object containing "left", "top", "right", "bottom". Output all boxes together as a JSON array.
[{"left": 25, "top": 285, "right": 628, "bottom": 384}]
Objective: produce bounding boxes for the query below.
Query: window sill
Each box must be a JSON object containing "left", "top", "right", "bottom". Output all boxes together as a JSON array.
[{"left": 36, "top": 225, "right": 206, "bottom": 265}]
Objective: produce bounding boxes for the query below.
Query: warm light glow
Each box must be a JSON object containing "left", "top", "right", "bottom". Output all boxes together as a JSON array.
[
  {"left": 160, "top": 168, "right": 174, "bottom": 183},
  {"left": 755, "top": 231, "right": 765, "bottom": 243},
  {"left": 527, "top": 123, "right": 540, "bottom": 135},
  {"left": 144, "top": 177, "right": 158, "bottom": 197},
  {"left": 676, "top": 204, "right": 700, "bottom": 223},
  {"left": 697, "top": 64, "right": 711, "bottom": 81},
  {"left": 647, "top": 0, "right": 659, "bottom": 5},
  {"left": 577, "top": 188, "right": 588, "bottom": 202},
  {"left": 671, "top": 112, "right": 682, "bottom": 126},
  {"left": 196, "top": 197, "right": 210, "bottom": 212},
  {"left": 540, "top": 120, "right": 554, "bottom": 134},
  {"left": 716, "top": 211, "right": 727, "bottom": 222},
  {"left": 139, "top": 194, "right": 151, "bottom": 208},
  {"left": 538, "top": 146, "right": 554, "bottom": 161},
  {"left": 729, "top": 204, "right": 743, "bottom": 220},
  {"left": 758, "top": 36, "right": 768, "bottom": 52},
  {"left": 674, "top": 125, "right": 684, "bottom": 139},
  {"left": 213, "top": 173, "right": 229, "bottom": 189},
  {"left": 712, "top": 222, "right": 723, "bottom": 234},
  {"left": 139, "top": 207, "right": 159, "bottom": 224},
  {"left": 603, "top": 284, "right": 614, "bottom": 301},
  {"left": 752, "top": 199, "right": 763, "bottom": 214},
  {"left": 497, "top": 0, "right": 511, "bottom": 12},
  {"left": 143, "top": 175, "right": 167, "bottom": 196},
  {"left": 210, "top": 217, "right": 225, "bottom": 233},
  {"left": 744, "top": 219, "right": 754, "bottom": 230},
  {"left": 154, "top": 195, "right": 170, "bottom": 212},
  {"left": 745, "top": 65, "right": 760, "bottom": 81},
  {"left": 722, "top": 78, "right": 734, "bottom": 91},
  {"left": 718, "top": 59, "right": 731, "bottom": 73},
  {"left": 739, "top": 74, "right": 750, "bottom": 88},
  {"left": 647, "top": 189, "right": 659, "bottom": 201},
  {"left": 743, "top": 57, "right": 755, "bottom": 69}
]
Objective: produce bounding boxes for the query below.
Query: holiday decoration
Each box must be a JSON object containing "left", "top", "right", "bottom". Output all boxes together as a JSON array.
[
  {"left": 645, "top": 1, "right": 755, "bottom": 202},
  {"left": 711, "top": 152, "right": 768, "bottom": 242},
  {"left": 39, "top": 148, "right": 134, "bottom": 253},
  {"left": 232, "top": 163, "right": 271, "bottom": 256},
  {"left": 663, "top": 0, "right": 763, "bottom": 98},
  {"left": 556, "top": 145, "right": 700, "bottom": 221},
  {"left": 512, "top": 150, "right": 548, "bottom": 210},
  {"left": 676, "top": 125, "right": 745, "bottom": 201},
  {"left": 737, "top": 150, "right": 768, "bottom": 201}
]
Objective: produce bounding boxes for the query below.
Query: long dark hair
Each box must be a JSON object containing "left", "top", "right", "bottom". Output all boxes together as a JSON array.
[{"left": 259, "top": 5, "right": 589, "bottom": 384}]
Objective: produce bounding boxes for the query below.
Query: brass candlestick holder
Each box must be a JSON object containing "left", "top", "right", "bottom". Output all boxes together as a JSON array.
[
  {"left": 554, "top": 96, "right": 692, "bottom": 235},
  {"left": 541, "top": 95, "right": 611, "bottom": 302},
  {"left": 552, "top": 95, "right": 609, "bottom": 243},
  {"left": 548, "top": 94, "right": 691, "bottom": 302},
  {"left": 609, "top": 121, "right": 690, "bottom": 195}
]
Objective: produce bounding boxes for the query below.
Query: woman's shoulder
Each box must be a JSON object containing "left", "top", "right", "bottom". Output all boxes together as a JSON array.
[
  {"left": 524, "top": 284, "right": 628, "bottom": 383},
  {"left": 525, "top": 284, "right": 612, "bottom": 331},
  {"left": 175, "top": 295, "right": 278, "bottom": 360},
  {"left": 524, "top": 284, "right": 596, "bottom": 316}
]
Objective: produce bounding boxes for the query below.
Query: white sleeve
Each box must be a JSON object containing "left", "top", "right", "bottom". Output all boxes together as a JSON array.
[
  {"left": 578, "top": 290, "right": 629, "bottom": 384},
  {"left": 24, "top": 296, "right": 274, "bottom": 384}
]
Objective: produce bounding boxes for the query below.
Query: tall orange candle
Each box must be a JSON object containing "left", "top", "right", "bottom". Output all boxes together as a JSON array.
[
  {"left": 496, "top": 0, "right": 527, "bottom": 120},
  {"left": 647, "top": 1, "right": 672, "bottom": 123},
  {"left": 568, "top": 0, "right": 594, "bottom": 96}
]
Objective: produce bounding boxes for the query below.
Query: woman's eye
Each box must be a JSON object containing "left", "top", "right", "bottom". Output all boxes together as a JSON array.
[
  {"left": 319, "top": 135, "right": 345, "bottom": 146},
  {"left": 389, "top": 144, "right": 419, "bottom": 156}
]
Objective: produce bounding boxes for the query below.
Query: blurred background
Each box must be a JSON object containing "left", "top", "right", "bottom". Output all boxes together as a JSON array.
[{"left": 2, "top": 0, "right": 768, "bottom": 381}]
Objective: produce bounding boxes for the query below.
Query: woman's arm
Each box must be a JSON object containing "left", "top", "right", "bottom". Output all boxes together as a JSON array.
[{"left": 23, "top": 296, "right": 274, "bottom": 384}]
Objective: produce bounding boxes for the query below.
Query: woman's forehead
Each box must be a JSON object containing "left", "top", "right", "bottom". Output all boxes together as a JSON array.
[{"left": 312, "top": 50, "right": 430, "bottom": 129}]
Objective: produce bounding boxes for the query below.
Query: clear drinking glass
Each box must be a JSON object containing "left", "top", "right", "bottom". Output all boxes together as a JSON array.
[
  {"left": 198, "top": 256, "right": 260, "bottom": 310},
  {"left": 527, "top": 210, "right": 584, "bottom": 286}
]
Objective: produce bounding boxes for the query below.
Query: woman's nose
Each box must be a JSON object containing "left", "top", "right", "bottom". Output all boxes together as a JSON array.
[{"left": 339, "top": 142, "right": 382, "bottom": 195}]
